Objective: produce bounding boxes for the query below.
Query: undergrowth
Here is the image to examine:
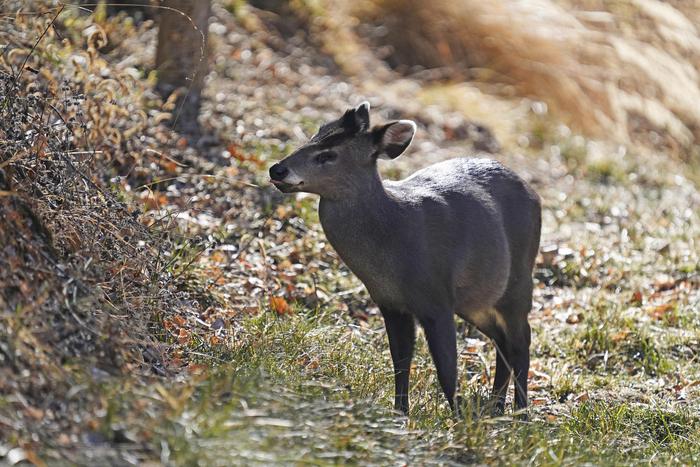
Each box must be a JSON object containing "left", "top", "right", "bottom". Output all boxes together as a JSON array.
[
  {"left": 0, "top": 0, "right": 218, "bottom": 450},
  {"left": 53, "top": 307, "right": 700, "bottom": 465},
  {"left": 1, "top": 1, "right": 699, "bottom": 465}
]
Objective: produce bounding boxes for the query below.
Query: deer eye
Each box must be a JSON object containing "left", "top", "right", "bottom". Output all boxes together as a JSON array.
[{"left": 315, "top": 151, "right": 337, "bottom": 164}]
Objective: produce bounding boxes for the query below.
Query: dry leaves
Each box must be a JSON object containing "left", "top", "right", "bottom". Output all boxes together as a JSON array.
[{"left": 270, "top": 296, "right": 291, "bottom": 315}]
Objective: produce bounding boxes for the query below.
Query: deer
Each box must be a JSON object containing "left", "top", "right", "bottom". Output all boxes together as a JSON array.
[{"left": 269, "top": 102, "right": 541, "bottom": 417}]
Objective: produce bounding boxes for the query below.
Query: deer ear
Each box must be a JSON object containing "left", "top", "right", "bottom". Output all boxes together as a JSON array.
[
  {"left": 372, "top": 120, "right": 416, "bottom": 159},
  {"left": 354, "top": 101, "right": 370, "bottom": 131},
  {"left": 341, "top": 101, "right": 371, "bottom": 133}
]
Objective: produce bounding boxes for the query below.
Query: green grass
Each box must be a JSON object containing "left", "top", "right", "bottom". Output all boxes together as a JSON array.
[
  {"left": 69, "top": 304, "right": 700, "bottom": 465},
  {"left": 105, "top": 112, "right": 698, "bottom": 464},
  {"left": 566, "top": 402, "right": 700, "bottom": 459},
  {"left": 5, "top": 2, "right": 700, "bottom": 465}
]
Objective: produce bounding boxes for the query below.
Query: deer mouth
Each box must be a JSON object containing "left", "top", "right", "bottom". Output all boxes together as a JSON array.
[{"left": 270, "top": 179, "right": 304, "bottom": 192}]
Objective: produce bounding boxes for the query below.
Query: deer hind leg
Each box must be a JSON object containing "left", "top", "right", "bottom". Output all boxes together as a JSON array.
[
  {"left": 456, "top": 307, "right": 510, "bottom": 415},
  {"left": 496, "top": 281, "right": 533, "bottom": 417},
  {"left": 509, "top": 321, "right": 531, "bottom": 413},
  {"left": 490, "top": 329, "right": 511, "bottom": 415}
]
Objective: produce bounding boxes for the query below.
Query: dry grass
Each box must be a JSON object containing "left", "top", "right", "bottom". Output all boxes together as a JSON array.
[
  {"left": 0, "top": 1, "right": 219, "bottom": 444},
  {"left": 350, "top": 0, "right": 700, "bottom": 161},
  {"left": 1, "top": 1, "right": 699, "bottom": 464}
]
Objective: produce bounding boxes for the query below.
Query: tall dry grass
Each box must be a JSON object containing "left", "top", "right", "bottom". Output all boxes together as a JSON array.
[{"left": 351, "top": 0, "right": 700, "bottom": 158}]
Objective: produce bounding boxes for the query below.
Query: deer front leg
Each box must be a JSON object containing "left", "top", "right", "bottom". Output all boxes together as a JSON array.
[
  {"left": 420, "top": 312, "right": 459, "bottom": 414},
  {"left": 381, "top": 308, "right": 416, "bottom": 415}
]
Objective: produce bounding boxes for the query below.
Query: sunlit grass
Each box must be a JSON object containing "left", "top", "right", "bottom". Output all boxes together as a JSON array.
[
  {"left": 86, "top": 301, "right": 700, "bottom": 465},
  {"left": 3, "top": 1, "right": 700, "bottom": 465}
]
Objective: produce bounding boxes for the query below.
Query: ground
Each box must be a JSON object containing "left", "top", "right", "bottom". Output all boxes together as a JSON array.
[{"left": 0, "top": 1, "right": 699, "bottom": 465}]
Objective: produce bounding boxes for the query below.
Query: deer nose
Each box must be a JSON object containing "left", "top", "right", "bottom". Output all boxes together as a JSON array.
[{"left": 269, "top": 163, "right": 289, "bottom": 181}]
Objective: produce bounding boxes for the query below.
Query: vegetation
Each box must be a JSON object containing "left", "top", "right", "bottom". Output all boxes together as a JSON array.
[
  {"left": 352, "top": 0, "right": 700, "bottom": 165},
  {"left": 1, "top": 0, "right": 698, "bottom": 465}
]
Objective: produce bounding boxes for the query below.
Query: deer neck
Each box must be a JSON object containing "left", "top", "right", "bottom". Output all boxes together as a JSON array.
[
  {"left": 319, "top": 170, "right": 396, "bottom": 229},
  {"left": 318, "top": 171, "right": 401, "bottom": 273}
]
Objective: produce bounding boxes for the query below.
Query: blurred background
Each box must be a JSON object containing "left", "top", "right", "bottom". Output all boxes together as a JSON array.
[
  {"left": 90, "top": 0, "right": 700, "bottom": 166},
  {"left": 248, "top": 0, "right": 700, "bottom": 161},
  {"left": 1, "top": 0, "right": 699, "bottom": 464}
]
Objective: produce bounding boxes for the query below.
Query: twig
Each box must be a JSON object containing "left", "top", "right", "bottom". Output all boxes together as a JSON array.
[
  {"left": 71, "top": 2, "right": 208, "bottom": 132},
  {"left": 14, "top": 5, "right": 64, "bottom": 81}
]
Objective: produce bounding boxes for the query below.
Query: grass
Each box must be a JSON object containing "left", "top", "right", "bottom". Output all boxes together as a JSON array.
[
  {"left": 3, "top": 1, "right": 700, "bottom": 465},
  {"left": 69, "top": 304, "right": 700, "bottom": 465},
  {"left": 566, "top": 402, "right": 700, "bottom": 460},
  {"left": 352, "top": 0, "right": 700, "bottom": 161}
]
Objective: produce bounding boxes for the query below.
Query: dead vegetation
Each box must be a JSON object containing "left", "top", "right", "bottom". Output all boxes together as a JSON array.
[
  {"left": 0, "top": 1, "right": 223, "bottom": 448},
  {"left": 0, "top": 0, "right": 699, "bottom": 464},
  {"left": 350, "top": 0, "right": 700, "bottom": 162}
]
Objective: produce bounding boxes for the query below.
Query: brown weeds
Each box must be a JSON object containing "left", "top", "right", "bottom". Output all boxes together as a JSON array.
[
  {"left": 352, "top": 0, "right": 700, "bottom": 160},
  {"left": 0, "top": 1, "right": 207, "bottom": 427}
]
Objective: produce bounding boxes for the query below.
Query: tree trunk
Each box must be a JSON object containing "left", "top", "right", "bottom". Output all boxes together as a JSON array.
[{"left": 155, "top": 0, "right": 211, "bottom": 137}]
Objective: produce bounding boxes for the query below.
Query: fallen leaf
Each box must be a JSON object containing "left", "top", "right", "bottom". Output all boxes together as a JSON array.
[
  {"left": 566, "top": 313, "right": 582, "bottom": 324},
  {"left": 142, "top": 192, "right": 168, "bottom": 210},
  {"left": 23, "top": 448, "right": 46, "bottom": 467},
  {"left": 177, "top": 328, "right": 190, "bottom": 344},
  {"left": 649, "top": 303, "right": 675, "bottom": 322},
  {"left": 187, "top": 364, "right": 207, "bottom": 375},
  {"left": 270, "top": 296, "right": 290, "bottom": 314},
  {"left": 210, "top": 251, "right": 227, "bottom": 264},
  {"left": 275, "top": 205, "right": 289, "bottom": 219},
  {"left": 57, "top": 434, "right": 71, "bottom": 446},
  {"left": 654, "top": 274, "right": 676, "bottom": 291},
  {"left": 173, "top": 315, "right": 186, "bottom": 327},
  {"left": 24, "top": 406, "right": 44, "bottom": 421},
  {"left": 227, "top": 143, "right": 245, "bottom": 160},
  {"left": 630, "top": 290, "right": 643, "bottom": 306},
  {"left": 611, "top": 330, "right": 630, "bottom": 342}
]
